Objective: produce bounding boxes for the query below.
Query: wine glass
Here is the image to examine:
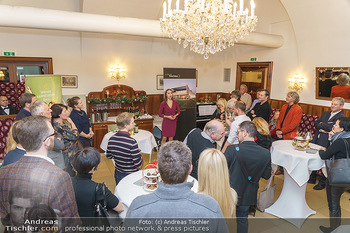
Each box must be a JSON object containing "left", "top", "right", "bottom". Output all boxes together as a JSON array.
[{"left": 305, "top": 132, "right": 312, "bottom": 148}]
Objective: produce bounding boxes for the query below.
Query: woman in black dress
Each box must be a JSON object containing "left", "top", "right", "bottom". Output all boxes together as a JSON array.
[{"left": 68, "top": 96, "right": 93, "bottom": 148}]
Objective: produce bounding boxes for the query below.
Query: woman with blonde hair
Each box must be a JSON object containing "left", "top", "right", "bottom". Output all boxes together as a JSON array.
[
  {"left": 252, "top": 117, "right": 272, "bottom": 149},
  {"left": 211, "top": 98, "right": 227, "bottom": 120},
  {"left": 5, "top": 121, "right": 18, "bottom": 153},
  {"left": 3, "top": 121, "right": 26, "bottom": 166},
  {"left": 198, "top": 148, "right": 237, "bottom": 217}
]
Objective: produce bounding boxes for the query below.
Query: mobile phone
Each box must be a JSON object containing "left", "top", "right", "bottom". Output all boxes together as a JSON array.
[{"left": 306, "top": 148, "right": 318, "bottom": 154}]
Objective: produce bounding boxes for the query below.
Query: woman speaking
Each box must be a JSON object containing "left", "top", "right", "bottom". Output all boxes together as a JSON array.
[{"left": 158, "top": 89, "right": 180, "bottom": 145}]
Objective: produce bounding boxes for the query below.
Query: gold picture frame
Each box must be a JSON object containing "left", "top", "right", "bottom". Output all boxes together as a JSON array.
[{"left": 61, "top": 75, "right": 78, "bottom": 88}]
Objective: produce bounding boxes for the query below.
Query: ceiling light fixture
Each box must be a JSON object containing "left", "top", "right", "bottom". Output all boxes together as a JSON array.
[{"left": 160, "top": 0, "right": 257, "bottom": 59}]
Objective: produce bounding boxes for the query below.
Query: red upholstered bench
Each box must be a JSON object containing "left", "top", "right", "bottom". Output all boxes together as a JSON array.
[
  {"left": 269, "top": 109, "right": 319, "bottom": 137},
  {"left": 0, "top": 82, "right": 25, "bottom": 161},
  {"left": 0, "top": 117, "right": 16, "bottom": 160}
]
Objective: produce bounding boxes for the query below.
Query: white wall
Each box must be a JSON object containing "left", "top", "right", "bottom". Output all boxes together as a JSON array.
[
  {"left": 281, "top": 0, "right": 350, "bottom": 109},
  {"left": 1, "top": 0, "right": 349, "bottom": 108}
]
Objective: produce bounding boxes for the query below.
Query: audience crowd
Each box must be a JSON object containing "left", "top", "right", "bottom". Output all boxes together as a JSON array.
[{"left": 0, "top": 77, "right": 349, "bottom": 233}]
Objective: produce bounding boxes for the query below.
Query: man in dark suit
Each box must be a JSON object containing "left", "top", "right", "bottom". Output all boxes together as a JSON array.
[
  {"left": 309, "top": 97, "right": 346, "bottom": 190},
  {"left": 246, "top": 89, "right": 271, "bottom": 123},
  {"left": 225, "top": 121, "right": 271, "bottom": 233},
  {"left": 0, "top": 116, "right": 80, "bottom": 228},
  {"left": 15, "top": 93, "right": 36, "bottom": 120},
  {"left": 184, "top": 120, "right": 225, "bottom": 179},
  {"left": 0, "top": 95, "right": 17, "bottom": 115}
]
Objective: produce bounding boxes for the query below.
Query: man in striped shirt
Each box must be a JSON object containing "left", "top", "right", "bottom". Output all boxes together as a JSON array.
[{"left": 106, "top": 112, "right": 143, "bottom": 185}]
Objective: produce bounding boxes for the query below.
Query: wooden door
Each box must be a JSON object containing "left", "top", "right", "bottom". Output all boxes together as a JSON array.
[{"left": 236, "top": 62, "right": 273, "bottom": 99}]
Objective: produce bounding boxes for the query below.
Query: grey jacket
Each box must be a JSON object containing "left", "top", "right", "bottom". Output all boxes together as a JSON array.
[
  {"left": 125, "top": 182, "right": 229, "bottom": 233},
  {"left": 48, "top": 137, "right": 65, "bottom": 170}
]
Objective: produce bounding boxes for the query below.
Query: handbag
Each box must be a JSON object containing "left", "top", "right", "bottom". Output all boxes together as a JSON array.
[
  {"left": 94, "top": 183, "right": 109, "bottom": 216},
  {"left": 257, "top": 175, "right": 276, "bottom": 212},
  {"left": 326, "top": 139, "right": 350, "bottom": 187},
  {"left": 94, "top": 183, "right": 122, "bottom": 228}
]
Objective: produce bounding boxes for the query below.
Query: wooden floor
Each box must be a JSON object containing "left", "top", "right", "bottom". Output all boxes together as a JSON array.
[{"left": 93, "top": 152, "right": 350, "bottom": 232}]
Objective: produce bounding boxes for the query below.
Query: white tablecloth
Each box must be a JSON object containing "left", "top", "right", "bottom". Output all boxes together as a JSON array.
[
  {"left": 114, "top": 170, "right": 198, "bottom": 218},
  {"left": 152, "top": 115, "right": 162, "bottom": 130},
  {"left": 270, "top": 140, "right": 324, "bottom": 186},
  {"left": 100, "top": 129, "right": 157, "bottom": 159},
  {"left": 265, "top": 140, "right": 325, "bottom": 227}
]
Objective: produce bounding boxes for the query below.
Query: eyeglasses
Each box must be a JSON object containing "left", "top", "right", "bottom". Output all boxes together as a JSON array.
[{"left": 43, "top": 132, "right": 57, "bottom": 142}]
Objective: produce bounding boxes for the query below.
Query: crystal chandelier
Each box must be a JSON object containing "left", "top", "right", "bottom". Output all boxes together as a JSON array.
[{"left": 160, "top": 0, "right": 258, "bottom": 59}]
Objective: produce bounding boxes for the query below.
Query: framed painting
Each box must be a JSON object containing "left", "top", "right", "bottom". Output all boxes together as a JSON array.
[
  {"left": 156, "top": 75, "right": 164, "bottom": 90},
  {"left": 61, "top": 75, "right": 78, "bottom": 88}
]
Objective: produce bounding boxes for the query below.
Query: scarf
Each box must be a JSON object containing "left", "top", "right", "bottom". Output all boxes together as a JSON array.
[{"left": 330, "top": 131, "right": 350, "bottom": 144}]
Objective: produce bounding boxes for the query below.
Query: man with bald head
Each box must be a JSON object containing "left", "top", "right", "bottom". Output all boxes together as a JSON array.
[
  {"left": 0, "top": 95, "right": 17, "bottom": 115},
  {"left": 184, "top": 120, "right": 225, "bottom": 179}
]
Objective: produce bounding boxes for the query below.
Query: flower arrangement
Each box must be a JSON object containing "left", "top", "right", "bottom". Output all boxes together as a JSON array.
[
  {"left": 198, "top": 97, "right": 212, "bottom": 103},
  {"left": 101, "top": 97, "right": 113, "bottom": 103},
  {"left": 135, "top": 91, "right": 148, "bottom": 102},
  {"left": 88, "top": 97, "right": 102, "bottom": 104},
  {"left": 88, "top": 90, "right": 148, "bottom": 105},
  {"left": 127, "top": 97, "right": 137, "bottom": 104},
  {"left": 110, "top": 91, "right": 128, "bottom": 104}
]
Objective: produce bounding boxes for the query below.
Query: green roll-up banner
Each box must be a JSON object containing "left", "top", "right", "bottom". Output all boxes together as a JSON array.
[{"left": 25, "top": 75, "right": 62, "bottom": 103}]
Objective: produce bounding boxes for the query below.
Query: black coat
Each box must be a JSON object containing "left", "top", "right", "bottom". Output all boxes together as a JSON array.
[
  {"left": 247, "top": 101, "right": 271, "bottom": 123},
  {"left": 0, "top": 105, "right": 17, "bottom": 115},
  {"left": 71, "top": 174, "right": 119, "bottom": 218},
  {"left": 255, "top": 132, "right": 272, "bottom": 150},
  {"left": 319, "top": 138, "right": 350, "bottom": 160},
  {"left": 311, "top": 111, "right": 345, "bottom": 147},
  {"left": 224, "top": 141, "right": 271, "bottom": 206}
]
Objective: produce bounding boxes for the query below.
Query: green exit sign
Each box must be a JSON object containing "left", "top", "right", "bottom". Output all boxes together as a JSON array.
[
  {"left": 250, "top": 58, "right": 257, "bottom": 61},
  {"left": 3, "top": 52, "right": 16, "bottom": 56}
]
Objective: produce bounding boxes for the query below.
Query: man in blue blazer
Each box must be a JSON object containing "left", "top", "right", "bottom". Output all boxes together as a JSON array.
[
  {"left": 310, "top": 97, "right": 345, "bottom": 190},
  {"left": 312, "top": 97, "right": 345, "bottom": 147}
]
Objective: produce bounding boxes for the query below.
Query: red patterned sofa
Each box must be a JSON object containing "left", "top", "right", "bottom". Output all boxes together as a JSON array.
[
  {"left": 269, "top": 108, "right": 319, "bottom": 137},
  {"left": 0, "top": 117, "right": 16, "bottom": 159},
  {"left": 0, "top": 82, "right": 25, "bottom": 160}
]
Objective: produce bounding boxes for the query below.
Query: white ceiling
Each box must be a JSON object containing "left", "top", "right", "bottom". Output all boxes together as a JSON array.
[{"left": 0, "top": 0, "right": 284, "bottom": 47}]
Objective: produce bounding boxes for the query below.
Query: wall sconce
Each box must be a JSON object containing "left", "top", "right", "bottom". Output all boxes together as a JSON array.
[
  {"left": 0, "top": 71, "right": 4, "bottom": 81},
  {"left": 109, "top": 64, "right": 126, "bottom": 86},
  {"left": 288, "top": 74, "right": 305, "bottom": 92}
]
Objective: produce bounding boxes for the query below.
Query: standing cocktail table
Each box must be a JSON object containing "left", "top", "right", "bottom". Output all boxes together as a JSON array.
[{"left": 265, "top": 140, "right": 324, "bottom": 228}]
